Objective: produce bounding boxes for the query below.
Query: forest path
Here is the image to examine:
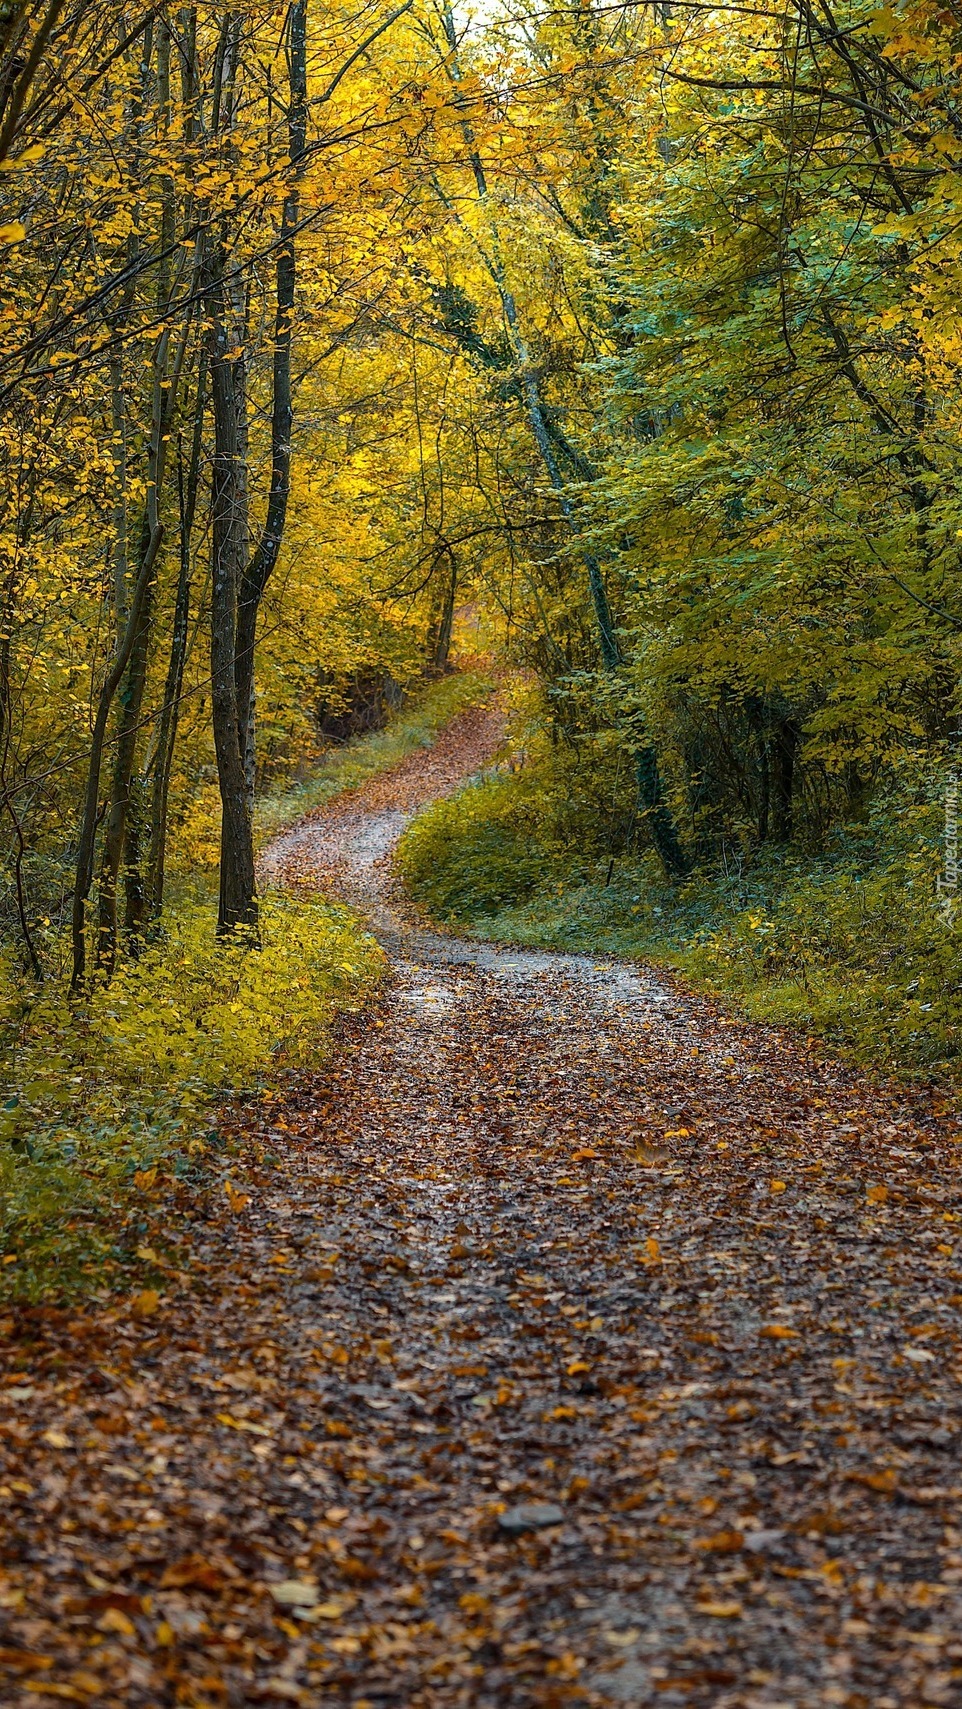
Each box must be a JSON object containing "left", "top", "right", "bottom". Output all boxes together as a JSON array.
[{"left": 3, "top": 700, "right": 962, "bottom": 1709}]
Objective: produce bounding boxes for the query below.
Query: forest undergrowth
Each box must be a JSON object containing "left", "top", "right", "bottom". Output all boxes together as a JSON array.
[
  {"left": 398, "top": 688, "right": 962, "bottom": 1081},
  {"left": 0, "top": 674, "right": 491, "bottom": 1305}
]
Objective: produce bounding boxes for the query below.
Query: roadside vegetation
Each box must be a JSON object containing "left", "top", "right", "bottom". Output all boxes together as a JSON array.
[
  {"left": 0, "top": 673, "right": 491, "bottom": 1302},
  {"left": 398, "top": 686, "right": 960, "bottom": 1077}
]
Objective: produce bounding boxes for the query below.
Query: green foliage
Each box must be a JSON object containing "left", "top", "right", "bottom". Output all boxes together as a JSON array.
[{"left": 400, "top": 751, "right": 962, "bottom": 1079}]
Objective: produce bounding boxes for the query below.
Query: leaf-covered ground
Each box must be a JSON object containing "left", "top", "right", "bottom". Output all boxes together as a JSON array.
[{"left": 2, "top": 700, "right": 962, "bottom": 1708}]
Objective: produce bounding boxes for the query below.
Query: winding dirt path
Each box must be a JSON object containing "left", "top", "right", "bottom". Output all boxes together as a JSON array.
[{"left": 3, "top": 700, "right": 962, "bottom": 1709}]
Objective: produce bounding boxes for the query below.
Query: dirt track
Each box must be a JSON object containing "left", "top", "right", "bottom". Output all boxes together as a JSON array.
[{"left": 2, "top": 699, "right": 962, "bottom": 1708}]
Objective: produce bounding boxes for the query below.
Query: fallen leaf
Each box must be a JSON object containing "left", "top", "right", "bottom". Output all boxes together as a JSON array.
[
  {"left": 694, "top": 1529, "right": 744, "bottom": 1554},
  {"left": 225, "top": 1180, "right": 251, "bottom": 1213},
  {"left": 314, "top": 1595, "right": 357, "bottom": 1619},
  {"left": 849, "top": 1468, "right": 898, "bottom": 1493},
  {"left": 22, "top": 1687, "right": 87, "bottom": 1702},
  {"left": 268, "top": 1580, "right": 319, "bottom": 1607},
  {"left": 216, "top": 1411, "right": 272, "bottom": 1436},
  {"left": 0, "top": 1650, "right": 53, "bottom": 1671},
  {"left": 98, "top": 1607, "right": 136, "bottom": 1637},
  {"left": 159, "top": 1555, "right": 225, "bottom": 1591}
]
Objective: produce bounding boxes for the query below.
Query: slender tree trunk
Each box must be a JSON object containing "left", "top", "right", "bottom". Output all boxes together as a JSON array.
[
  {"left": 772, "top": 717, "right": 800, "bottom": 842},
  {"left": 146, "top": 360, "right": 205, "bottom": 920},
  {"left": 70, "top": 525, "right": 164, "bottom": 993},
  {"left": 234, "top": 0, "right": 307, "bottom": 791},
  {"left": 208, "top": 244, "right": 257, "bottom": 936},
  {"left": 757, "top": 735, "right": 771, "bottom": 842},
  {"left": 97, "top": 20, "right": 191, "bottom": 968},
  {"left": 96, "top": 512, "right": 156, "bottom": 974},
  {"left": 433, "top": 549, "right": 457, "bottom": 670}
]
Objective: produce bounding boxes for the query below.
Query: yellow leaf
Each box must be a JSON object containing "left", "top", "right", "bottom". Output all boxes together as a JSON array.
[
  {"left": 760, "top": 1324, "right": 798, "bottom": 1339},
  {"left": 269, "top": 1580, "right": 319, "bottom": 1607},
  {"left": 224, "top": 1180, "right": 250, "bottom": 1213},
  {"left": 131, "top": 1289, "right": 160, "bottom": 1318},
  {"left": 866, "top": 1184, "right": 888, "bottom": 1204},
  {"left": 217, "top": 1411, "right": 272, "bottom": 1437},
  {"left": 696, "top": 1600, "right": 743, "bottom": 1618},
  {"left": 23, "top": 1686, "right": 87, "bottom": 1702},
  {"left": 567, "top": 1359, "right": 591, "bottom": 1375},
  {"left": 0, "top": 222, "right": 26, "bottom": 243},
  {"left": 770, "top": 1180, "right": 787, "bottom": 1193},
  {"left": 66, "top": 1674, "right": 102, "bottom": 1695},
  {"left": 315, "top": 1595, "right": 356, "bottom": 1619},
  {"left": 642, "top": 1237, "right": 661, "bottom": 1265},
  {"left": 41, "top": 1427, "right": 71, "bottom": 1449},
  {"left": 98, "top": 1607, "right": 136, "bottom": 1637}
]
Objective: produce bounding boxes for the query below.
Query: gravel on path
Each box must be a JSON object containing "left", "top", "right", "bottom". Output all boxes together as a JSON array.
[{"left": 2, "top": 698, "right": 961, "bottom": 1709}]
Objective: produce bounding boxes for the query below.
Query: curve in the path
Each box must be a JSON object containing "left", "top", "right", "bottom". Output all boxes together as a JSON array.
[{"left": 1, "top": 698, "right": 960, "bottom": 1709}]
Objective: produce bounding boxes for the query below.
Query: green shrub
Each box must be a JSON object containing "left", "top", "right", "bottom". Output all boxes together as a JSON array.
[{"left": 399, "top": 746, "right": 962, "bottom": 1078}]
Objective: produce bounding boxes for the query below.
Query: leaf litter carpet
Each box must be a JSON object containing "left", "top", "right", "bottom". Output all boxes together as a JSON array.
[{"left": 3, "top": 700, "right": 962, "bottom": 1709}]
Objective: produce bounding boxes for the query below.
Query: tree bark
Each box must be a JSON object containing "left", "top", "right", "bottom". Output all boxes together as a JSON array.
[
  {"left": 96, "top": 512, "right": 156, "bottom": 973},
  {"left": 70, "top": 524, "right": 164, "bottom": 993},
  {"left": 207, "top": 245, "right": 257, "bottom": 937},
  {"left": 234, "top": 0, "right": 307, "bottom": 796},
  {"left": 145, "top": 360, "right": 205, "bottom": 921},
  {"left": 772, "top": 716, "right": 800, "bottom": 842}
]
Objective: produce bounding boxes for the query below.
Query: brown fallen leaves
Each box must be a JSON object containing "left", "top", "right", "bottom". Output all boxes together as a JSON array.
[{"left": 2, "top": 710, "right": 962, "bottom": 1706}]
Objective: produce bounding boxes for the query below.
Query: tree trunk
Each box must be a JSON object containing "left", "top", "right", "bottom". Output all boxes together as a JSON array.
[
  {"left": 208, "top": 247, "right": 257, "bottom": 937},
  {"left": 145, "top": 382, "right": 203, "bottom": 921},
  {"left": 772, "top": 717, "right": 800, "bottom": 842},
  {"left": 234, "top": 0, "right": 307, "bottom": 790},
  {"left": 96, "top": 513, "right": 156, "bottom": 974},
  {"left": 433, "top": 550, "right": 457, "bottom": 670},
  {"left": 70, "top": 525, "right": 164, "bottom": 993}
]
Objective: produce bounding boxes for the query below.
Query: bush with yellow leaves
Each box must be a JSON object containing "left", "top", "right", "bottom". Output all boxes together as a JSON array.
[{"left": 0, "top": 896, "right": 383, "bottom": 1300}]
